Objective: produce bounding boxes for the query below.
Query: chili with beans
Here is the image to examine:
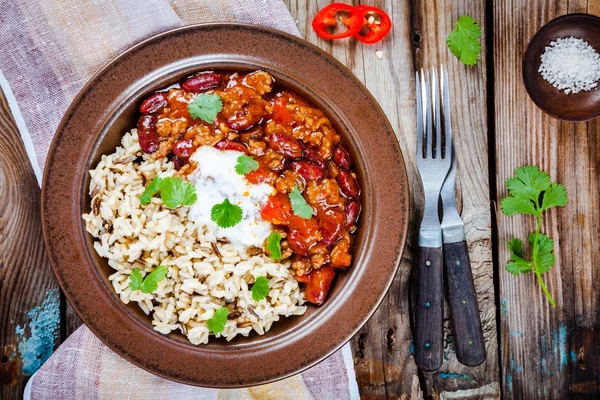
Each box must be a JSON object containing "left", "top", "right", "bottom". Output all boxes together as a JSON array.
[{"left": 137, "top": 70, "right": 361, "bottom": 305}]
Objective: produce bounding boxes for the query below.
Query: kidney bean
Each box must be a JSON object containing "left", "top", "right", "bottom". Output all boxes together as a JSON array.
[
  {"left": 305, "top": 267, "right": 335, "bottom": 305},
  {"left": 226, "top": 104, "right": 264, "bottom": 131},
  {"left": 137, "top": 115, "right": 159, "bottom": 154},
  {"left": 303, "top": 147, "right": 326, "bottom": 168},
  {"left": 270, "top": 132, "right": 303, "bottom": 158},
  {"left": 139, "top": 92, "right": 168, "bottom": 114},
  {"left": 181, "top": 72, "right": 222, "bottom": 92},
  {"left": 345, "top": 200, "right": 361, "bottom": 227},
  {"left": 319, "top": 209, "right": 344, "bottom": 247},
  {"left": 168, "top": 153, "right": 184, "bottom": 170},
  {"left": 173, "top": 138, "right": 195, "bottom": 159},
  {"left": 214, "top": 140, "right": 247, "bottom": 153},
  {"left": 333, "top": 146, "right": 351, "bottom": 170},
  {"left": 290, "top": 161, "right": 324, "bottom": 181},
  {"left": 337, "top": 169, "right": 360, "bottom": 198}
]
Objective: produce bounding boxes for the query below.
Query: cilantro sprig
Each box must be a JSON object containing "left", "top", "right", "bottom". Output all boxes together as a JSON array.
[
  {"left": 289, "top": 186, "right": 313, "bottom": 219},
  {"left": 139, "top": 176, "right": 197, "bottom": 208},
  {"left": 265, "top": 231, "right": 282, "bottom": 260},
  {"left": 188, "top": 93, "right": 223, "bottom": 123},
  {"left": 251, "top": 276, "right": 270, "bottom": 301},
  {"left": 501, "top": 166, "right": 568, "bottom": 307},
  {"left": 129, "top": 265, "right": 168, "bottom": 294},
  {"left": 235, "top": 155, "right": 259, "bottom": 175},
  {"left": 211, "top": 198, "right": 243, "bottom": 228},
  {"left": 447, "top": 15, "right": 482, "bottom": 66},
  {"left": 207, "top": 307, "right": 229, "bottom": 335}
]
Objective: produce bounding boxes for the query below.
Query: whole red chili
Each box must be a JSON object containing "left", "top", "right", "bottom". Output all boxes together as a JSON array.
[
  {"left": 353, "top": 5, "right": 392, "bottom": 44},
  {"left": 311, "top": 3, "right": 363, "bottom": 40}
]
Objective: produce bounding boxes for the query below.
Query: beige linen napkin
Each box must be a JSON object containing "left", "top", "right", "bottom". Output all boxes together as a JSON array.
[{"left": 0, "top": 0, "right": 358, "bottom": 398}]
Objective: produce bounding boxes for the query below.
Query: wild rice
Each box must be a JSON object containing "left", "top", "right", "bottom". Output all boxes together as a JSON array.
[{"left": 82, "top": 130, "right": 306, "bottom": 344}]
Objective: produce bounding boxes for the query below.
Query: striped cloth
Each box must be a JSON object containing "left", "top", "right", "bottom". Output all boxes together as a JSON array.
[{"left": 0, "top": 0, "right": 359, "bottom": 398}]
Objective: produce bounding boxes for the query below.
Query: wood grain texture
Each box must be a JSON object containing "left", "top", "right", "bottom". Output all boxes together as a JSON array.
[
  {"left": 0, "top": 88, "right": 58, "bottom": 399},
  {"left": 494, "top": 0, "right": 600, "bottom": 398},
  {"left": 284, "top": 1, "right": 498, "bottom": 398}
]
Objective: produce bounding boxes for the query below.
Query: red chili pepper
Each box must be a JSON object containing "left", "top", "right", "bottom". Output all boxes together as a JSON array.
[
  {"left": 353, "top": 5, "right": 392, "bottom": 44},
  {"left": 311, "top": 3, "right": 363, "bottom": 40}
]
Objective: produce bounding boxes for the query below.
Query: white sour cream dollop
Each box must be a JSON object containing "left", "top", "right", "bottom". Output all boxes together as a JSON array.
[{"left": 187, "top": 146, "right": 274, "bottom": 251}]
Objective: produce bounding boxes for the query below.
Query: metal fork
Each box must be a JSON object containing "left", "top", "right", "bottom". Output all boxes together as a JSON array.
[
  {"left": 440, "top": 128, "right": 486, "bottom": 366},
  {"left": 414, "top": 67, "right": 451, "bottom": 371}
]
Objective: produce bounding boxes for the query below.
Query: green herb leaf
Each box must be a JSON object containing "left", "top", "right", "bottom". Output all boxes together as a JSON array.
[
  {"left": 129, "top": 265, "right": 168, "bottom": 293},
  {"left": 207, "top": 307, "right": 229, "bottom": 334},
  {"left": 211, "top": 198, "right": 243, "bottom": 228},
  {"left": 541, "top": 183, "right": 568, "bottom": 211},
  {"left": 506, "top": 165, "right": 551, "bottom": 202},
  {"left": 140, "top": 265, "right": 168, "bottom": 293},
  {"left": 140, "top": 177, "right": 163, "bottom": 206},
  {"left": 289, "top": 186, "right": 313, "bottom": 219},
  {"left": 188, "top": 93, "right": 223, "bottom": 123},
  {"left": 129, "top": 268, "right": 144, "bottom": 291},
  {"left": 159, "top": 177, "right": 197, "bottom": 208},
  {"left": 235, "top": 155, "right": 259, "bottom": 175},
  {"left": 506, "top": 238, "right": 531, "bottom": 275},
  {"left": 265, "top": 231, "right": 282, "bottom": 260},
  {"left": 447, "top": 15, "right": 482, "bottom": 66},
  {"left": 501, "top": 165, "right": 567, "bottom": 307},
  {"left": 500, "top": 196, "right": 537, "bottom": 216},
  {"left": 251, "top": 276, "right": 270, "bottom": 301}
]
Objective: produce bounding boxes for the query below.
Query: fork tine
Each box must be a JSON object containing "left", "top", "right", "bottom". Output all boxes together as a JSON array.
[
  {"left": 424, "top": 70, "right": 433, "bottom": 159},
  {"left": 431, "top": 67, "right": 442, "bottom": 159},
  {"left": 416, "top": 71, "right": 424, "bottom": 160},
  {"left": 442, "top": 65, "right": 452, "bottom": 159}
]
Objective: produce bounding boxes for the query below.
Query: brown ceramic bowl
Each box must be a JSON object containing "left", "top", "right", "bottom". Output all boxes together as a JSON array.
[
  {"left": 523, "top": 13, "right": 600, "bottom": 121},
  {"left": 42, "top": 23, "right": 409, "bottom": 387}
]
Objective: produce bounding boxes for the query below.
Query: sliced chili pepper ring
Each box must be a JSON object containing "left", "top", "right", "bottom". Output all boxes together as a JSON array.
[
  {"left": 353, "top": 5, "right": 392, "bottom": 44},
  {"left": 311, "top": 3, "right": 363, "bottom": 40}
]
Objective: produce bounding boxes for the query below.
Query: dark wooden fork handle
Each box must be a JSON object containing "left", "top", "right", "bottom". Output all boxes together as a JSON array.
[
  {"left": 444, "top": 241, "right": 486, "bottom": 366},
  {"left": 415, "top": 246, "right": 444, "bottom": 371}
]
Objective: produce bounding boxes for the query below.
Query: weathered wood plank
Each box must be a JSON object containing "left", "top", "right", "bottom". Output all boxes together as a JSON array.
[
  {"left": 284, "top": 1, "right": 498, "bottom": 398},
  {"left": 494, "top": 1, "right": 600, "bottom": 398},
  {"left": 0, "top": 88, "right": 59, "bottom": 399}
]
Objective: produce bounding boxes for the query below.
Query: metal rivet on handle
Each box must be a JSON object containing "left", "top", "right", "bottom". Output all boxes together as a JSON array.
[
  {"left": 425, "top": 301, "right": 431, "bottom": 307},
  {"left": 461, "top": 299, "right": 467, "bottom": 304},
  {"left": 424, "top": 342, "right": 431, "bottom": 348},
  {"left": 425, "top": 260, "right": 431, "bottom": 266},
  {"left": 456, "top": 260, "right": 460, "bottom": 266},
  {"left": 468, "top": 339, "right": 473, "bottom": 345}
]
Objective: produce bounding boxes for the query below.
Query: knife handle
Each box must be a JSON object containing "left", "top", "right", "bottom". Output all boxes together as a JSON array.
[
  {"left": 415, "top": 245, "right": 444, "bottom": 371},
  {"left": 443, "top": 240, "right": 486, "bottom": 366}
]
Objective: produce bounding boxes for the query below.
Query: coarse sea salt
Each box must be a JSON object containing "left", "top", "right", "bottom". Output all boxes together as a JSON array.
[{"left": 539, "top": 36, "right": 600, "bottom": 94}]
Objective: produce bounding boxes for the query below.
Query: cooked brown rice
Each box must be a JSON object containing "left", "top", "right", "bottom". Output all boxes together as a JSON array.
[{"left": 82, "top": 129, "right": 306, "bottom": 344}]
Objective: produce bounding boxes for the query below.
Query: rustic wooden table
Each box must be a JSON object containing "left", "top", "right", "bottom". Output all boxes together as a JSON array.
[{"left": 1, "top": 1, "right": 599, "bottom": 399}]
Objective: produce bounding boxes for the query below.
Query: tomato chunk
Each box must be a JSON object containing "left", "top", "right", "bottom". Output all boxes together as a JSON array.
[
  {"left": 305, "top": 267, "right": 336, "bottom": 305},
  {"left": 261, "top": 194, "right": 292, "bottom": 225}
]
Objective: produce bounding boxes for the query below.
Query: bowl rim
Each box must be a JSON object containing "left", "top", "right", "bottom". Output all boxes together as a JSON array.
[
  {"left": 522, "top": 13, "right": 600, "bottom": 122},
  {"left": 41, "top": 22, "right": 410, "bottom": 387}
]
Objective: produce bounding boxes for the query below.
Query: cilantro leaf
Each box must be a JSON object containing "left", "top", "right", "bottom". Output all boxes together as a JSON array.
[
  {"left": 541, "top": 183, "right": 568, "bottom": 211},
  {"left": 251, "top": 276, "right": 270, "bottom": 301},
  {"left": 235, "top": 155, "right": 259, "bottom": 175},
  {"left": 211, "top": 199, "right": 243, "bottom": 228},
  {"left": 506, "top": 165, "right": 551, "bottom": 202},
  {"left": 207, "top": 307, "right": 228, "bottom": 334},
  {"left": 129, "top": 268, "right": 144, "bottom": 291},
  {"left": 129, "top": 266, "right": 168, "bottom": 293},
  {"left": 528, "top": 233, "right": 555, "bottom": 273},
  {"left": 500, "top": 196, "right": 537, "bottom": 216},
  {"left": 289, "top": 186, "right": 313, "bottom": 219},
  {"left": 188, "top": 94, "right": 223, "bottom": 123},
  {"left": 265, "top": 231, "right": 282, "bottom": 260},
  {"left": 159, "top": 177, "right": 197, "bottom": 208},
  {"left": 140, "top": 265, "right": 168, "bottom": 293},
  {"left": 447, "top": 15, "right": 482, "bottom": 66},
  {"left": 501, "top": 165, "right": 567, "bottom": 307},
  {"left": 506, "top": 238, "right": 531, "bottom": 275},
  {"left": 140, "top": 177, "right": 162, "bottom": 206}
]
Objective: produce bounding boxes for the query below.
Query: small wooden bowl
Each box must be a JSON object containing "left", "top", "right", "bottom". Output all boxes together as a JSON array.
[{"left": 523, "top": 13, "right": 600, "bottom": 122}]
